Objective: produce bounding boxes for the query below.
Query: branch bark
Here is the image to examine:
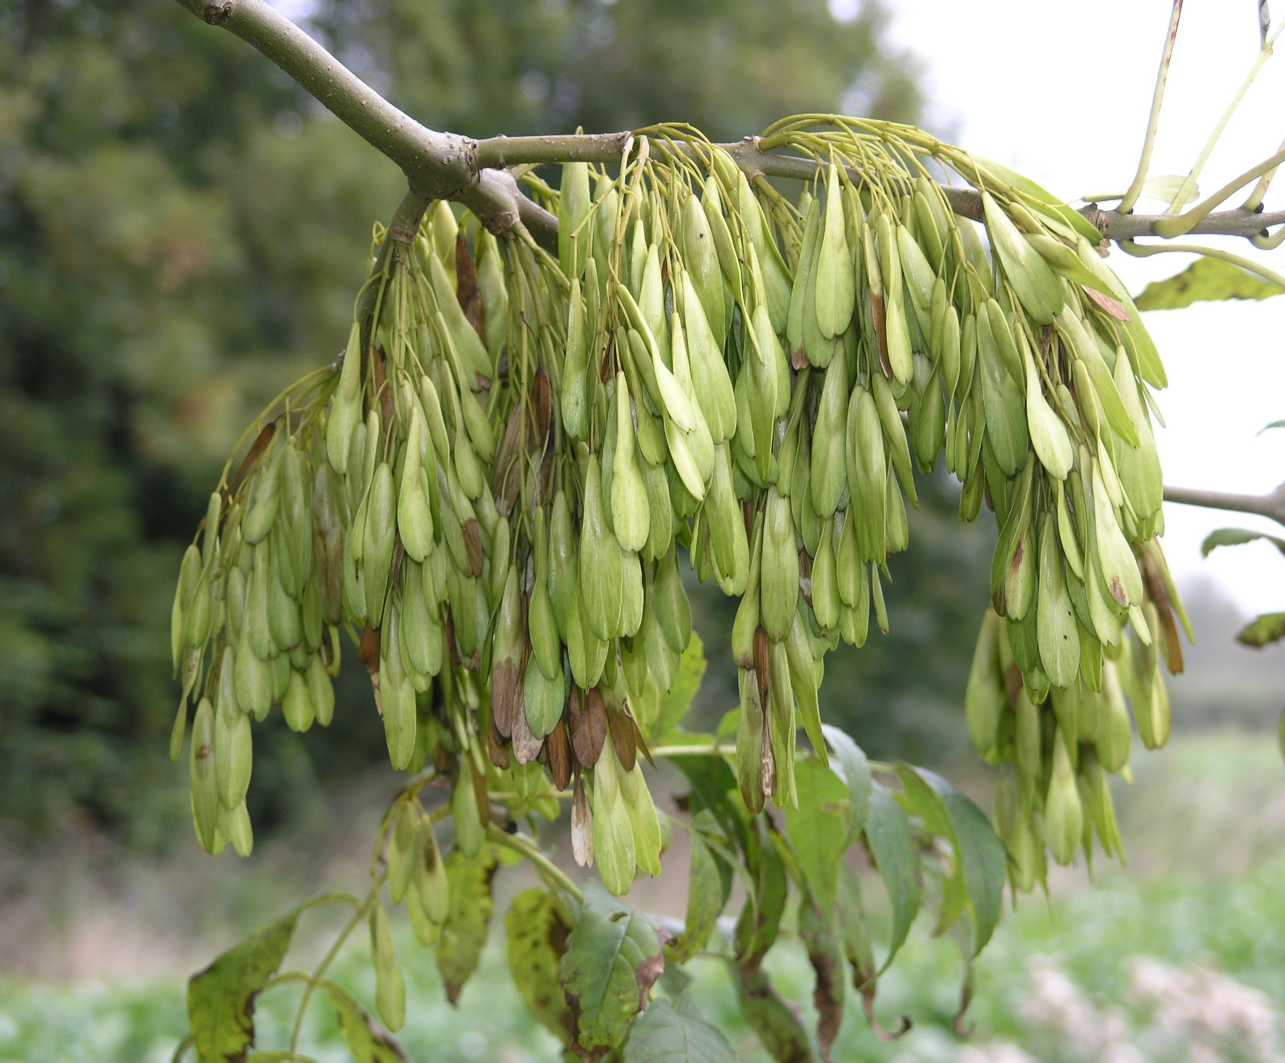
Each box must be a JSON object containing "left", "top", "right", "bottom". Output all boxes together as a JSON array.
[
  {"left": 1163, "top": 483, "right": 1285, "bottom": 527},
  {"left": 475, "top": 133, "right": 1285, "bottom": 243},
  {"left": 171, "top": 0, "right": 553, "bottom": 241},
  {"left": 171, "top": 0, "right": 1283, "bottom": 253}
]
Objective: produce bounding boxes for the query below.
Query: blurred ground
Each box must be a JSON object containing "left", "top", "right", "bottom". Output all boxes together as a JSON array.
[{"left": 2, "top": 731, "right": 1282, "bottom": 1062}]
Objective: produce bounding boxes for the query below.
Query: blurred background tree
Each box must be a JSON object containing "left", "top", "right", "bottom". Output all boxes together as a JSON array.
[{"left": 1, "top": 0, "right": 406, "bottom": 850}]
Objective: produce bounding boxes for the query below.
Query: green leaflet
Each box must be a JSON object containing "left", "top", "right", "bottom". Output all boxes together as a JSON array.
[
  {"left": 835, "top": 863, "right": 877, "bottom": 993},
  {"left": 187, "top": 909, "right": 300, "bottom": 1061},
  {"left": 505, "top": 889, "right": 576, "bottom": 1043},
  {"left": 894, "top": 766, "right": 1006, "bottom": 954},
  {"left": 1134, "top": 256, "right": 1285, "bottom": 311},
  {"left": 1201, "top": 527, "right": 1285, "bottom": 557},
  {"left": 321, "top": 982, "right": 410, "bottom": 1062},
  {"left": 785, "top": 758, "right": 851, "bottom": 913},
  {"left": 665, "top": 822, "right": 730, "bottom": 965},
  {"left": 1238, "top": 611, "right": 1285, "bottom": 648},
  {"left": 669, "top": 751, "right": 745, "bottom": 858},
  {"left": 560, "top": 892, "right": 663, "bottom": 1052},
  {"left": 435, "top": 847, "right": 498, "bottom": 1004},
  {"left": 624, "top": 995, "right": 734, "bottom": 1063},
  {"left": 864, "top": 782, "right": 920, "bottom": 971},
  {"left": 821, "top": 723, "right": 872, "bottom": 844}
]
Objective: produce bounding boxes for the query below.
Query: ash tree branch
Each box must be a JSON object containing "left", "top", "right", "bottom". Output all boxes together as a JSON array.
[
  {"left": 478, "top": 133, "right": 1285, "bottom": 242},
  {"left": 1164, "top": 483, "right": 1285, "bottom": 528},
  {"left": 172, "top": 0, "right": 554, "bottom": 242},
  {"left": 171, "top": 0, "right": 1284, "bottom": 253}
]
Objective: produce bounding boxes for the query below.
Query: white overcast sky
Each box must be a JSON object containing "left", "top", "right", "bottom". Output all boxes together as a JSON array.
[{"left": 870, "top": 1, "right": 1285, "bottom": 615}]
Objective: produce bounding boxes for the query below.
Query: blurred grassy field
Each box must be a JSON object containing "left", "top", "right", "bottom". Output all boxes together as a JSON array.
[{"left": 2, "top": 732, "right": 1282, "bottom": 1063}]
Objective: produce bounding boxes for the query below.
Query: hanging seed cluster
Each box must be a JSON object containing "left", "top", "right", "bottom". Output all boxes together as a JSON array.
[{"left": 170, "top": 117, "right": 1184, "bottom": 895}]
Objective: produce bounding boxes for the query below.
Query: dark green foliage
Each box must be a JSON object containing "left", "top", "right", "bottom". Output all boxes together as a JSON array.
[{"left": 312, "top": 0, "right": 923, "bottom": 143}]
